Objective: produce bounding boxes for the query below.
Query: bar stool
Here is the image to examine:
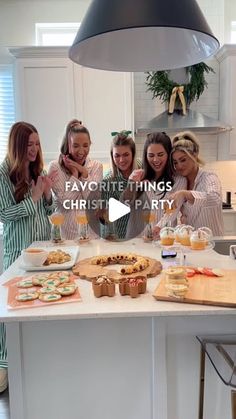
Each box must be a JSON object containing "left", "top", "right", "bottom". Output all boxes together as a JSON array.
[{"left": 197, "top": 335, "right": 236, "bottom": 419}]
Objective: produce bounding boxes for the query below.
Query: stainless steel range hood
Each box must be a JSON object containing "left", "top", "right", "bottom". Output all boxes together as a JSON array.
[{"left": 138, "top": 109, "right": 232, "bottom": 134}]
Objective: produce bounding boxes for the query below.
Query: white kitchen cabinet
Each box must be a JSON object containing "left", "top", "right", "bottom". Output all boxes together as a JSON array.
[
  {"left": 222, "top": 211, "right": 236, "bottom": 235},
  {"left": 9, "top": 47, "right": 134, "bottom": 163},
  {"left": 216, "top": 45, "right": 236, "bottom": 160}
]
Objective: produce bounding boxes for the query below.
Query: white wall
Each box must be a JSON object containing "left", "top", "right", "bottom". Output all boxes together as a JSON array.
[{"left": 0, "top": 0, "right": 91, "bottom": 46}]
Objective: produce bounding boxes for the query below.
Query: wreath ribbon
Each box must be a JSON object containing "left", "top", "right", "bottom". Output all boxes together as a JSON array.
[{"left": 168, "top": 86, "right": 187, "bottom": 115}]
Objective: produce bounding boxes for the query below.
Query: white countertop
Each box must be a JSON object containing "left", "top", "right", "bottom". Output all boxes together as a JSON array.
[
  {"left": 1, "top": 238, "right": 236, "bottom": 322},
  {"left": 223, "top": 208, "right": 236, "bottom": 213}
]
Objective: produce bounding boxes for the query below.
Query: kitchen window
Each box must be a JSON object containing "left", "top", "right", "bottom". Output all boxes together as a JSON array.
[
  {"left": 231, "top": 21, "right": 236, "bottom": 43},
  {"left": 35, "top": 23, "right": 80, "bottom": 46},
  {"left": 0, "top": 65, "right": 15, "bottom": 234}
]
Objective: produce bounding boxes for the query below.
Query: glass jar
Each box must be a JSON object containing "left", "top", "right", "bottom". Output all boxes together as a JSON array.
[{"left": 160, "top": 227, "right": 175, "bottom": 246}]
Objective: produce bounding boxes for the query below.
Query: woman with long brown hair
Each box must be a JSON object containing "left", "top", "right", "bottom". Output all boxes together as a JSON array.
[
  {"left": 125, "top": 132, "right": 182, "bottom": 238},
  {"left": 0, "top": 121, "right": 55, "bottom": 392},
  {"left": 101, "top": 131, "right": 142, "bottom": 239},
  {"left": 48, "top": 119, "right": 103, "bottom": 239}
]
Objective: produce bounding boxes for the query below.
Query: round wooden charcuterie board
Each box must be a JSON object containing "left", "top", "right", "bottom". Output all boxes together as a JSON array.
[{"left": 72, "top": 255, "right": 162, "bottom": 283}]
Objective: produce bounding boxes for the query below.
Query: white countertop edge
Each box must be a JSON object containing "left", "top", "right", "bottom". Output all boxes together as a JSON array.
[{"left": 1, "top": 306, "right": 236, "bottom": 322}]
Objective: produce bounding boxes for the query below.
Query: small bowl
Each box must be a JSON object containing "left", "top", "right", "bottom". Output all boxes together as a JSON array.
[{"left": 21, "top": 248, "right": 48, "bottom": 266}]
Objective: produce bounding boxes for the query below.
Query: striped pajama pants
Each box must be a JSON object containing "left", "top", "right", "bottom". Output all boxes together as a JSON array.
[{"left": 0, "top": 250, "right": 21, "bottom": 369}]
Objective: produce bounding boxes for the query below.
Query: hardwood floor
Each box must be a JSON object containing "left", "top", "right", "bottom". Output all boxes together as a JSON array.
[{"left": 0, "top": 390, "right": 10, "bottom": 419}]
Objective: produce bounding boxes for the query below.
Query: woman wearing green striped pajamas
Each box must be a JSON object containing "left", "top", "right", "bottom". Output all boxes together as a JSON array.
[
  {"left": 101, "top": 131, "right": 142, "bottom": 239},
  {"left": 0, "top": 122, "right": 55, "bottom": 392}
]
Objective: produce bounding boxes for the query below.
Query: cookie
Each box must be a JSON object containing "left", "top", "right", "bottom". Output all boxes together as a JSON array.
[
  {"left": 17, "top": 279, "right": 34, "bottom": 288},
  {"left": 39, "top": 286, "right": 58, "bottom": 294},
  {"left": 32, "top": 274, "right": 49, "bottom": 286},
  {"left": 38, "top": 293, "right": 62, "bottom": 302},
  {"left": 16, "top": 292, "right": 39, "bottom": 301},
  {"left": 43, "top": 278, "right": 60, "bottom": 287},
  {"left": 57, "top": 284, "right": 77, "bottom": 296},
  {"left": 50, "top": 271, "right": 71, "bottom": 284}
]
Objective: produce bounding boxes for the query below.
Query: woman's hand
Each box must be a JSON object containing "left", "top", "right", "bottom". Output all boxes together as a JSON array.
[
  {"left": 62, "top": 156, "right": 78, "bottom": 177},
  {"left": 152, "top": 225, "right": 161, "bottom": 240},
  {"left": 128, "top": 169, "right": 145, "bottom": 182},
  {"left": 168, "top": 191, "right": 189, "bottom": 208},
  {"left": 31, "top": 176, "right": 44, "bottom": 202},
  {"left": 62, "top": 156, "right": 88, "bottom": 178},
  {"left": 42, "top": 171, "right": 57, "bottom": 202}
]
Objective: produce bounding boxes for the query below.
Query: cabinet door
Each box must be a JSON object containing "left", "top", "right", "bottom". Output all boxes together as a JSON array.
[
  {"left": 223, "top": 213, "right": 236, "bottom": 235},
  {"left": 13, "top": 55, "right": 75, "bottom": 163},
  {"left": 10, "top": 47, "right": 134, "bottom": 165},
  {"left": 74, "top": 65, "right": 134, "bottom": 162}
]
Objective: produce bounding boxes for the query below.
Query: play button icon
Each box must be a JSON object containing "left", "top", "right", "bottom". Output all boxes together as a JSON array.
[
  {"left": 108, "top": 198, "right": 130, "bottom": 222},
  {"left": 85, "top": 181, "right": 150, "bottom": 241}
]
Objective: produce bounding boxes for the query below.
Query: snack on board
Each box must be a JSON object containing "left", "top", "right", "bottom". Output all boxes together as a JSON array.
[
  {"left": 165, "top": 283, "right": 189, "bottom": 298},
  {"left": 90, "top": 253, "right": 149, "bottom": 275},
  {"left": 39, "top": 285, "right": 58, "bottom": 294},
  {"left": 39, "top": 293, "right": 62, "bottom": 302},
  {"left": 165, "top": 267, "right": 188, "bottom": 287},
  {"left": 16, "top": 292, "right": 39, "bottom": 301},
  {"left": 14, "top": 271, "right": 77, "bottom": 304},
  {"left": 43, "top": 278, "right": 61, "bottom": 287},
  {"left": 32, "top": 274, "right": 50, "bottom": 286},
  {"left": 57, "top": 284, "right": 77, "bottom": 296},
  {"left": 17, "top": 278, "right": 34, "bottom": 288},
  {"left": 43, "top": 249, "right": 71, "bottom": 265}
]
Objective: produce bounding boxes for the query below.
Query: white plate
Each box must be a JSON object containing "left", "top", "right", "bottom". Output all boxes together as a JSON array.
[{"left": 20, "top": 246, "right": 80, "bottom": 271}]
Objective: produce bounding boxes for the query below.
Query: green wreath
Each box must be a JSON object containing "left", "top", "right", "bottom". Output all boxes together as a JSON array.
[{"left": 145, "top": 63, "right": 214, "bottom": 107}]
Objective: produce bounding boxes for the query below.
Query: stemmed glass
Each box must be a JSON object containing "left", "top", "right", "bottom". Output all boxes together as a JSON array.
[{"left": 50, "top": 212, "right": 65, "bottom": 243}]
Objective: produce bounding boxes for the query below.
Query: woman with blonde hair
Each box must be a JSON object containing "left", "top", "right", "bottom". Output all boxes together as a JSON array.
[
  {"left": 0, "top": 121, "right": 55, "bottom": 392},
  {"left": 168, "top": 130, "right": 223, "bottom": 236},
  {"left": 48, "top": 119, "right": 103, "bottom": 239}
]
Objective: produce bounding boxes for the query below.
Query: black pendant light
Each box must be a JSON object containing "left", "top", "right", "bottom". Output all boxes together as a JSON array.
[{"left": 69, "top": 0, "right": 220, "bottom": 72}]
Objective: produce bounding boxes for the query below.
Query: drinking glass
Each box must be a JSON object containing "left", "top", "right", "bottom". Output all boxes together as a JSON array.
[
  {"left": 50, "top": 212, "right": 65, "bottom": 243},
  {"left": 143, "top": 211, "right": 156, "bottom": 242},
  {"left": 75, "top": 213, "right": 90, "bottom": 243}
]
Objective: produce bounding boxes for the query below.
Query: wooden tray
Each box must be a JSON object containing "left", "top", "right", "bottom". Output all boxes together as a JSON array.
[
  {"left": 153, "top": 269, "right": 236, "bottom": 308},
  {"left": 73, "top": 255, "right": 162, "bottom": 282}
]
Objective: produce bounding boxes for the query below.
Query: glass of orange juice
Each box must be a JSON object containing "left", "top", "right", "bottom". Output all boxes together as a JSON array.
[
  {"left": 75, "top": 213, "right": 90, "bottom": 243},
  {"left": 50, "top": 212, "right": 65, "bottom": 243}
]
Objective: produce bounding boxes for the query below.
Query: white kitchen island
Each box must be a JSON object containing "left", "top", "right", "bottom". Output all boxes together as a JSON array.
[{"left": 1, "top": 239, "right": 236, "bottom": 419}]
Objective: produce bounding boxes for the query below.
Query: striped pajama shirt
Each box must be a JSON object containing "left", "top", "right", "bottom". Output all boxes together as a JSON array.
[
  {"left": 178, "top": 170, "right": 224, "bottom": 236},
  {"left": 48, "top": 158, "right": 103, "bottom": 240},
  {"left": 157, "top": 170, "right": 224, "bottom": 236},
  {"left": 102, "top": 160, "right": 142, "bottom": 239},
  {"left": 125, "top": 175, "right": 186, "bottom": 238},
  {"left": 0, "top": 159, "right": 55, "bottom": 368}
]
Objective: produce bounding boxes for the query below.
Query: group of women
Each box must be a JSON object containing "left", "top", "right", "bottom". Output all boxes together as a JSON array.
[{"left": 0, "top": 119, "right": 224, "bottom": 392}]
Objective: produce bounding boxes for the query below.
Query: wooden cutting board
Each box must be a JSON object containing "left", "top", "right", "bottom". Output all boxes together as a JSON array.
[
  {"left": 153, "top": 269, "right": 236, "bottom": 308},
  {"left": 73, "top": 255, "right": 162, "bottom": 283}
]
